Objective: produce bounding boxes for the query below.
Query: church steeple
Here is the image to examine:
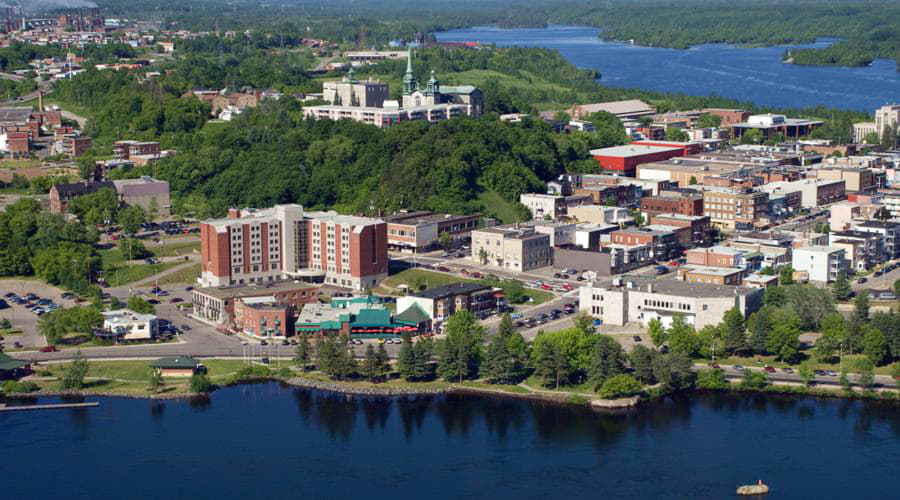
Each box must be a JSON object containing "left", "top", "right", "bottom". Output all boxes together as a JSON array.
[
  {"left": 402, "top": 45, "right": 417, "bottom": 95},
  {"left": 425, "top": 69, "right": 439, "bottom": 95}
]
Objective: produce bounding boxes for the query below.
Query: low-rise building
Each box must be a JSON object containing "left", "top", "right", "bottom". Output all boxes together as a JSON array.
[
  {"left": 702, "top": 188, "right": 769, "bottom": 231},
  {"left": 295, "top": 296, "right": 429, "bottom": 338},
  {"left": 589, "top": 144, "right": 686, "bottom": 177},
  {"left": 233, "top": 297, "right": 295, "bottom": 339},
  {"left": 816, "top": 167, "right": 876, "bottom": 193},
  {"left": 610, "top": 226, "right": 681, "bottom": 262},
  {"left": 191, "top": 281, "right": 319, "bottom": 327},
  {"left": 49, "top": 180, "right": 115, "bottom": 215},
  {"left": 852, "top": 220, "right": 900, "bottom": 260},
  {"left": 112, "top": 177, "right": 171, "bottom": 216},
  {"left": 686, "top": 246, "right": 753, "bottom": 269},
  {"left": 149, "top": 356, "right": 202, "bottom": 377},
  {"left": 471, "top": 224, "right": 552, "bottom": 272},
  {"left": 396, "top": 283, "right": 504, "bottom": 322},
  {"left": 791, "top": 246, "right": 847, "bottom": 284},
  {"left": 760, "top": 179, "right": 846, "bottom": 208},
  {"left": 566, "top": 205, "right": 631, "bottom": 225},
  {"left": 649, "top": 213, "right": 712, "bottom": 247},
  {"left": 519, "top": 193, "right": 591, "bottom": 220},
  {"left": 383, "top": 211, "right": 479, "bottom": 253},
  {"left": 579, "top": 276, "right": 763, "bottom": 329},
  {"left": 640, "top": 193, "right": 704, "bottom": 217},
  {"left": 677, "top": 265, "right": 744, "bottom": 286},
  {"left": 101, "top": 309, "right": 158, "bottom": 341}
]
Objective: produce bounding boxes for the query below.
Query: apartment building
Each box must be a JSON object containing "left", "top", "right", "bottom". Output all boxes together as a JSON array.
[
  {"left": 761, "top": 179, "right": 846, "bottom": 208},
  {"left": 233, "top": 297, "right": 295, "bottom": 339},
  {"left": 200, "top": 204, "right": 387, "bottom": 290},
  {"left": 702, "top": 188, "right": 769, "bottom": 231},
  {"left": 852, "top": 220, "right": 900, "bottom": 260},
  {"left": 383, "top": 211, "right": 479, "bottom": 253},
  {"left": 828, "top": 230, "right": 885, "bottom": 270},
  {"left": 471, "top": 224, "right": 552, "bottom": 272},
  {"left": 579, "top": 276, "right": 763, "bottom": 329},
  {"left": 791, "top": 246, "right": 847, "bottom": 284},
  {"left": 566, "top": 205, "right": 631, "bottom": 225},
  {"left": 610, "top": 226, "right": 681, "bottom": 262},
  {"left": 649, "top": 213, "right": 712, "bottom": 247},
  {"left": 875, "top": 104, "right": 900, "bottom": 138},
  {"left": 519, "top": 193, "right": 591, "bottom": 220}
]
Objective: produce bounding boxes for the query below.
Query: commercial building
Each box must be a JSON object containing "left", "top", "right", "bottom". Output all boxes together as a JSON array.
[
  {"left": 815, "top": 167, "right": 876, "bottom": 193},
  {"left": 875, "top": 104, "right": 900, "bottom": 139},
  {"left": 49, "top": 180, "right": 115, "bottom": 215},
  {"left": 112, "top": 177, "right": 171, "bottom": 216},
  {"left": 702, "top": 188, "right": 769, "bottom": 231},
  {"left": 589, "top": 144, "right": 686, "bottom": 176},
  {"left": 578, "top": 276, "right": 763, "bottom": 329},
  {"left": 610, "top": 226, "right": 681, "bottom": 262},
  {"left": 519, "top": 193, "right": 591, "bottom": 220},
  {"left": 649, "top": 213, "right": 712, "bottom": 247},
  {"left": 791, "top": 246, "right": 847, "bottom": 284},
  {"left": 191, "top": 280, "right": 319, "bottom": 327},
  {"left": 396, "top": 282, "right": 504, "bottom": 322},
  {"left": 573, "top": 183, "right": 640, "bottom": 207},
  {"left": 233, "top": 297, "right": 295, "bottom": 339},
  {"left": 296, "top": 296, "right": 429, "bottom": 338},
  {"left": 701, "top": 108, "right": 751, "bottom": 126},
  {"left": 677, "top": 265, "right": 744, "bottom": 286},
  {"left": 565, "top": 205, "right": 631, "bottom": 225},
  {"left": 383, "top": 211, "right": 479, "bottom": 253},
  {"left": 686, "top": 246, "right": 754, "bottom": 269},
  {"left": 760, "top": 179, "right": 846, "bottom": 208},
  {"left": 101, "top": 309, "right": 158, "bottom": 341},
  {"left": 470, "top": 224, "right": 552, "bottom": 272},
  {"left": 200, "top": 204, "right": 388, "bottom": 290},
  {"left": 149, "top": 356, "right": 202, "bottom": 377},
  {"left": 566, "top": 99, "right": 656, "bottom": 121},
  {"left": 730, "top": 114, "right": 824, "bottom": 140},
  {"left": 113, "top": 140, "right": 161, "bottom": 160},
  {"left": 640, "top": 193, "right": 704, "bottom": 216}
]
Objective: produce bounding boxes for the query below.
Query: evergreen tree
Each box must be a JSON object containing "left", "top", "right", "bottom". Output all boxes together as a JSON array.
[
  {"left": 779, "top": 265, "right": 794, "bottom": 285},
  {"left": 722, "top": 306, "right": 749, "bottom": 355},
  {"left": 816, "top": 312, "right": 845, "bottom": 361},
  {"left": 294, "top": 335, "right": 312, "bottom": 369},
  {"left": 832, "top": 271, "right": 852, "bottom": 301},
  {"left": 534, "top": 341, "right": 568, "bottom": 389},
  {"left": 376, "top": 343, "right": 391, "bottom": 380},
  {"left": 436, "top": 312, "right": 485, "bottom": 382},
  {"left": 61, "top": 350, "right": 89, "bottom": 390},
  {"left": 482, "top": 313, "right": 530, "bottom": 384},
  {"left": 628, "top": 344, "right": 656, "bottom": 384},
  {"left": 853, "top": 291, "right": 870, "bottom": 323},
  {"left": 747, "top": 308, "right": 771, "bottom": 354},
  {"left": 189, "top": 373, "right": 211, "bottom": 393},
  {"left": 411, "top": 337, "right": 434, "bottom": 380},
  {"left": 588, "top": 334, "right": 626, "bottom": 390},
  {"left": 397, "top": 333, "right": 417, "bottom": 380},
  {"left": 360, "top": 344, "right": 381, "bottom": 382},
  {"left": 148, "top": 367, "right": 164, "bottom": 392}
]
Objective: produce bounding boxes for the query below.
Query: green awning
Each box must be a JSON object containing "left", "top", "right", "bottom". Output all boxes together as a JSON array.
[
  {"left": 0, "top": 352, "right": 29, "bottom": 371},
  {"left": 394, "top": 302, "right": 430, "bottom": 325}
]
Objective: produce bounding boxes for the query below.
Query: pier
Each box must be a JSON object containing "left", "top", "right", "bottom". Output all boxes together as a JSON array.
[{"left": 0, "top": 402, "right": 99, "bottom": 412}]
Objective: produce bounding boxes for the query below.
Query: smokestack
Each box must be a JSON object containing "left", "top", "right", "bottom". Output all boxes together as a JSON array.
[{"left": 38, "top": 91, "right": 43, "bottom": 112}]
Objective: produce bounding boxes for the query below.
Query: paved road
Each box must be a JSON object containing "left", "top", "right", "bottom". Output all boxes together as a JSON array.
[{"left": 705, "top": 363, "right": 899, "bottom": 389}]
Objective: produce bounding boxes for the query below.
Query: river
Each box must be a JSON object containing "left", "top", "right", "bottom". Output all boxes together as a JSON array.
[
  {"left": 3, "top": 383, "right": 900, "bottom": 498},
  {"left": 434, "top": 25, "right": 900, "bottom": 112}
]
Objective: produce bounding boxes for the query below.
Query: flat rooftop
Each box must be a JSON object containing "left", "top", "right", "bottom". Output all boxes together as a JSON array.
[
  {"left": 590, "top": 276, "right": 758, "bottom": 298},
  {"left": 194, "top": 280, "right": 319, "bottom": 300},
  {"left": 590, "top": 145, "right": 682, "bottom": 158}
]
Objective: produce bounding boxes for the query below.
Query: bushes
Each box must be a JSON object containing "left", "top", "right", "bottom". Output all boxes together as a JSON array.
[
  {"left": 189, "top": 373, "right": 212, "bottom": 393},
  {"left": 2, "top": 380, "right": 38, "bottom": 394},
  {"left": 697, "top": 368, "right": 730, "bottom": 389},
  {"left": 598, "top": 374, "right": 644, "bottom": 399}
]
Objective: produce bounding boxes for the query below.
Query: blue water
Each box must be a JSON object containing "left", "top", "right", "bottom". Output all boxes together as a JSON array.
[
  {"left": 3, "top": 383, "right": 900, "bottom": 498},
  {"left": 435, "top": 25, "right": 900, "bottom": 111}
]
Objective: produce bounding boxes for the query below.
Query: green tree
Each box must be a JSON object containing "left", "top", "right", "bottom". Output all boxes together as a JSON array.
[
  {"left": 856, "top": 358, "right": 876, "bottom": 390},
  {"left": 785, "top": 284, "right": 834, "bottom": 330},
  {"left": 722, "top": 306, "right": 749, "bottom": 355},
  {"left": 764, "top": 285, "right": 787, "bottom": 307},
  {"left": 482, "top": 314, "right": 529, "bottom": 384},
  {"left": 118, "top": 205, "right": 147, "bottom": 236},
  {"left": 127, "top": 296, "right": 156, "bottom": 315},
  {"left": 436, "top": 311, "right": 485, "bottom": 382},
  {"left": 294, "top": 335, "right": 312, "bottom": 369},
  {"left": 665, "top": 127, "right": 689, "bottom": 142},
  {"left": 816, "top": 312, "right": 846, "bottom": 361},
  {"left": 667, "top": 315, "right": 698, "bottom": 357},
  {"left": 360, "top": 344, "right": 383, "bottom": 382},
  {"left": 779, "top": 265, "right": 794, "bottom": 285},
  {"left": 318, "top": 335, "right": 357, "bottom": 380},
  {"left": 832, "top": 271, "right": 852, "bottom": 301},
  {"left": 696, "top": 113, "right": 723, "bottom": 129},
  {"left": 588, "top": 334, "right": 626, "bottom": 390},
  {"left": 648, "top": 317, "right": 667, "bottom": 348},
  {"left": 534, "top": 340, "right": 568, "bottom": 389},
  {"left": 148, "top": 367, "right": 164, "bottom": 392},
  {"left": 747, "top": 308, "right": 771, "bottom": 354},
  {"left": 862, "top": 325, "right": 888, "bottom": 365},
  {"left": 628, "top": 344, "right": 656, "bottom": 384},
  {"left": 0, "top": 318, "right": 11, "bottom": 329},
  {"left": 767, "top": 309, "right": 801, "bottom": 362},
  {"left": 599, "top": 374, "right": 643, "bottom": 399},
  {"left": 894, "top": 279, "right": 900, "bottom": 298},
  {"left": 798, "top": 362, "right": 815, "bottom": 386},
  {"left": 853, "top": 291, "right": 870, "bottom": 323},
  {"left": 61, "top": 350, "right": 89, "bottom": 390},
  {"left": 891, "top": 362, "right": 900, "bottom": 380},
  {"left": 652, "top": 351, "right": 694, "bottom": 390},
  {"left": 740, "top": 128, "right": 764, "bottom": 145},
  {"left": 696, "top": 368, "right": 729, "bottom": 389},
  {"left": 688, "top": 175, "right": 698, "bottom": 185},
  {"left": 739, "top": 369, "right": 769, "bottom": 389},
  {"left": 696, "top": 324, "right": 725, "bottom": 359},
  {"left": 397, "top": 333, "right": 417, "bottom": 380},
  {"left": 438, "top": 230, "right": 452, "bottom": 252},
  {"left": 119, "top": 238, "right": 151, "bottom": 260},
  {"left": 189, "top": 373, "right": 212, "bottom": 393}
]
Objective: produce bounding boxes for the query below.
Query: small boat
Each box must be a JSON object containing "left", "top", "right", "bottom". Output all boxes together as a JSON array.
[{"left": 736, "top": 480, "right": 769, "bottom": 496}]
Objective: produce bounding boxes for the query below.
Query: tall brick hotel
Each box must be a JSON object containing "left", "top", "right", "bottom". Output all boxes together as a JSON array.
[{"left": 200, "top": 204, "right": 388, "bottom": 290}]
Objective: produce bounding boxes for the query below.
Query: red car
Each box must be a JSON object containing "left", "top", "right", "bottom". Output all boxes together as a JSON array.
[
  {"left": 764, "top": 365, "right": 776, "bottom": 373},
  {"left": 541, "top": 283, "right": 553, "bottom": 291},
  {"left": 470, "top": 271, "right": 483, "bottom": 279},
  {"left": 40, "top": 345, "right": 59, "bottom": 352}
]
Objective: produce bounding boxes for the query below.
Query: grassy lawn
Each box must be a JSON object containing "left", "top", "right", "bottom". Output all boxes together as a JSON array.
[
  {"left": 523, "top": 375, "right": 598, "bottom": 395},
  {"left": 457, "top": 380, "right": 533, "bottom": 394},
  {"left": 522, "top": 289, "right": 555, "bottom": 306},
  {"left": 382, "top": 268, "right": 477, "bottom": 291},
  {"left": 99, "top": 244, "right": 184, "bottom": 286},
  {"left": 476, "top": 188, "right": 524, "bottom": 224},
  {"left": 0, "top": 159, "right": 41, "bottom": 169},
  {"left": 155, "top": 263, "right": 201, "bottom": 286},
  {"left": 18, "top": 95, "right": 93, "bottom": 120},
  {"left": 699, "top": 352, "right": 899, "bottom": 376},
  {"left": 297, "top": 370, "right": 452, "bottom": 391},
  {"left": 0, "top": 328, "right": 23, "bottom": 335},
  {"left": 147, "top": 240, "right": 200, "bottom": 258}
]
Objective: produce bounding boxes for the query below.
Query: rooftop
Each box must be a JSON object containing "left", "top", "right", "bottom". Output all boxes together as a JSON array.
[
  {"left": 590, "top": 144, "right": 683, "bottom": 158},
  {"left": 589, "top": 276, "right": 758, "bottom": 298},
  {"left": 194, "top": 280, "right": 319, "bottom": 300},
  {"left": 149, "top": 356, "right": 200, "bottom": 369},
  {"left": 682, "top": 265, "right": 743, "bottom": 276},
  {"left": 411, "top": 282, "right": 492, "bottom": 300}
]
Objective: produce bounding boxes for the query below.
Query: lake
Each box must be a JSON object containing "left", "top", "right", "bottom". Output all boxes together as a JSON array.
[
  {"left": 4, "top": 383, "right": 900, "bottom": 498},
  {"left": 435, "top": 25, "right": 900, "bottom": 112}
]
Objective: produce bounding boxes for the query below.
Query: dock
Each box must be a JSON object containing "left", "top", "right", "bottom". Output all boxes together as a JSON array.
[{"left": 0, "top": 402, "right": 99, "bottom": 412}]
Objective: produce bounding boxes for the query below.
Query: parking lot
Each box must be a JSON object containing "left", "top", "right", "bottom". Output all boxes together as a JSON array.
[{"left": 0, "top": 279, "right": 84, "bottom": 350}]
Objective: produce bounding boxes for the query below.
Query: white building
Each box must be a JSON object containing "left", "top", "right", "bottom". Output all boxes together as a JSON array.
[
  {"left": 102, "top": 309, "right": 158, "bottom": 340},
  {"left": 791, "top": 246, "right": 847, "bottom": 284},
  {"left": 578, "top": 276, "right": 763, "bottom": 329}
]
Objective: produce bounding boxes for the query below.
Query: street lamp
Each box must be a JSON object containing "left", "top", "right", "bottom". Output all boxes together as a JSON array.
[{"left": 839, "top": 341, "right": 844, "bottom": 375}]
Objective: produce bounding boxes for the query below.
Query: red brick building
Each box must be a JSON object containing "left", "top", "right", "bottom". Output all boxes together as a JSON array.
[
  {"left": 191, "top": 281, "right": 319, "bottom": 327},
  {"left": 649, "top": 213, "right": 712, "bottom": 247},
  {"left": 589, "top": 144, "right": 687, "bottom": 176},
  {"left": 6, "top": 131, "right": 31, "bottom": 154},
  {"left": 200, "top": 204, "right": 388, "bottom": 290},
  {"left": 234, "top": 298, "right": 295, "bottom": 338},
  {"left": 640, "top": 194, "right": 704, "bottom": 216},
  {"left": 701, "top": 108, "right": 751, "bottom": 126},
  {"left": 113, "top": 140, "right": 161, "bottom": 160}
]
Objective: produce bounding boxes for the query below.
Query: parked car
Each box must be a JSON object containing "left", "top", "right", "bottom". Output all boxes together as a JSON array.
[
  {"left": 437, "top": 266, "right": 450, "bottom": 273},
  {"left": 169, "top": 297, "right": 184, "bottom": 303},
  {"left": 180, "top": 324, "right": 191, "bottom": 331},
  {"left": 857, "top": 278, "right": 868, "bottom": 284},
  {"left": 470, "top": 272, "right": 483, "bottom": 279},
  {"left": 733, "top": 364, "right": 745, "bottom": 372},
  {"left": 511, "top": 313, "right": 523, "bottom": 319},
  {"left": 632, "top": 335, "right": 642, "bottom": 342}
]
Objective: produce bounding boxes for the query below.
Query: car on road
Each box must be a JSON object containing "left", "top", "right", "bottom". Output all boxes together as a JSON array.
[
  {"left": 553, "top": 272, "right": 562, "bottom": 278},
  {"left": 874, "top": 270, "right": 883, "bottom": 277},
  {"left": 437, "top": 266, "right": 450, "bottom": 272},
  {"left": 470, "top": 271, "right": 483, "bottom": 279},
  {"left": 708, "top": 362, "right": 720, "bottom": 369},
  {"left": 632, "top": 335, "right": 642, "bottom": 342},
  {"left": 825, "top": 370, "right": 838, "bottom": 376},
  {"left": 514, "top": 321, "right": 524, "bottom": 328},
  {"left": 655, "top": 265, "right": 669, "bottom": 275},
  {"left": 351, "top": 339, "right": 363, "bottom": 345},
  {"left": 782, "top": 367, "right": 794, "bottom": 374},
  {"left": 511, "top": 313, "right": 523, "bottom": 319},
  {"left": 180, "top": 324, "right": 191, "bottom": 331},
  {"left": 764, "top": 365, "right": 776, "bottom": 373},
  {"left": 526, "top": 318, "right": 537, "bottom": 327},
  {"left": 857, "top": 278, "right": 868, "bottom": 284},
  {"left": 40, "top": 345, "right": 59, "bottom": 352},
  {"left": 733, "top": 365, "right": 744, "bottom": 372},
  {"left": 147, "top": 299, "right": 160, "bottom": 305},
  {"left": 169, "top": 297, "right": 184, "bottom": 303},
  {"left": 815, "top": 369, "right": 827, "bottom": 376}
]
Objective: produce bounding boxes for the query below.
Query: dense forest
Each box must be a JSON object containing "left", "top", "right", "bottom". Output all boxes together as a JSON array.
[{"left": 83, "top": 0, "right": 900, "bottom": 69}]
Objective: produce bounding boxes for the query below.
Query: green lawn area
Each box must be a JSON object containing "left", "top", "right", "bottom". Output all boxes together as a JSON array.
[
  {"left": 699, "top": 352, "right": 899, "bottom": 376},
  {"left": 476, "top": 188, "right": 524, "bottom": 225},
  {"left": 0, "top": 328, "right": 23, "bottom": 335},
  {"left": 522, "top": 375, "right": 598, "bottom": 396},
  {"left": 381, "top": 268, "right": 476, "bottom": 292},
  {"left": 523, "top": 289, "right": 554, "bottom": 306},
  {"left": 0, "top": 159, "right": 41, "bottom": 169},
  {"left": 147, "top": 240, "right": 200, "bottom": 258},
  {"left": 18, "top": 94, "right": 92, "bottom": 121},
  {"left": 155, "top": 263, "right": 201, "bottom": 286},
  {"left": 297, "top": 370, "right": 452, "bottom": 391},
  {"left": 99, "top": 245, "right": 185, "bottom": 286}
]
